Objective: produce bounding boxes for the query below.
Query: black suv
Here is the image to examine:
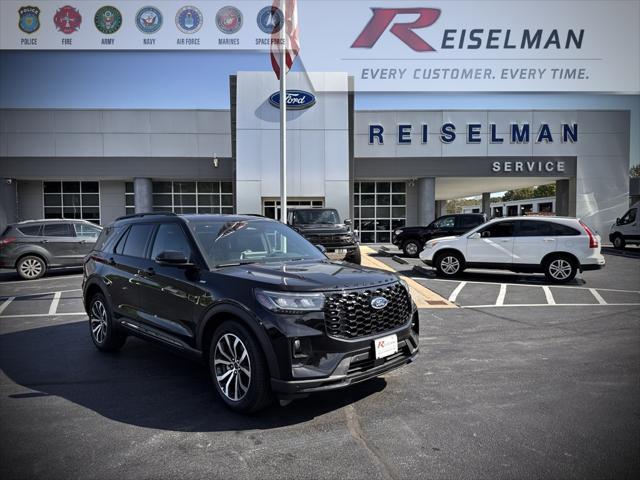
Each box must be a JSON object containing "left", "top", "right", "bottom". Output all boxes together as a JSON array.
[
  {"left": 82, "top": 213, "right": 418, "bottom": 413},
  {"left": 287, "top": 208, "right": 361, "bottom": 264},
  {"left": 393, "top": 213, "right": 487, "bottom": 257},
  {"left": 0, "top": 219, "right": 102, "bottom": 279}
]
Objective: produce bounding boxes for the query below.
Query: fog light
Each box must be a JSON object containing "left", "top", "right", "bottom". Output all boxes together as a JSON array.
[{"left": 293, "top": 338, "right": 301, "bottom": 352}]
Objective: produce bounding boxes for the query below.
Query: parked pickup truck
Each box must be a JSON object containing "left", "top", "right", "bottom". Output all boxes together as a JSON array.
[{"left": 287, "top": 208, "right": 361, "bottom": 264}]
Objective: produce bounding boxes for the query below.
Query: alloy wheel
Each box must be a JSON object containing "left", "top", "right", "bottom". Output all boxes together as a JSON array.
[
  {"left": 549, "top": 259, "right": 572, "bottom": 280},
  {"left": 440, "top": 256, "right": 460, "bottom": 275},
  {"left": 214, "top": 333, "right": 251, "bottom": 402},
  {"left": 405, "top": 242, "right": 419, "bottom": 256},
  {"left": 90, "top": 300, "right": 108, "bottom": 344},
  {"left": 19, "top": 258, "right": 43, "bottom": 279}
]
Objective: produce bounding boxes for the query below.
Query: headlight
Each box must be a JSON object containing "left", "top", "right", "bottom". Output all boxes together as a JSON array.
[
  {"left": 255, "top": 289, "right": 325, "bottom": 312},
  {"left": 394, "top": 229, "right": 403, "bottom": 235},
  {"left": 425, "top": 241, "right": 437, "bottom": 248}
]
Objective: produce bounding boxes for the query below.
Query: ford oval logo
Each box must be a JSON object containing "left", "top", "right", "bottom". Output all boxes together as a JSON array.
[
  {"left": 269, "top": 90, "right": 316, "bottom": 110},
  {"left": 371, "top": 296, "right": 388, "bottom": 310}
]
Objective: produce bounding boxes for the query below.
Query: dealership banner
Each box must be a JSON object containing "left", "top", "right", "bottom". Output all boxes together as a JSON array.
[{"left": 1, "top": 0, "right": 639, "bottom": 93}]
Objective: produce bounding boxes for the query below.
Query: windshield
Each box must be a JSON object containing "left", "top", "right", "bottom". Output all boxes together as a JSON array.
[
  {"left": 293, "top": 209, "right": 340, "bottom": 225},
  {"left": 190, "top": 219, "right": 326, "bottom": 267}
]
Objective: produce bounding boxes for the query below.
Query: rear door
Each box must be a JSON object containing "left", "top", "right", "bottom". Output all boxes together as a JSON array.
[
  {"left": 42, "top": 223, "right": 77, "bottom": 265},
  {"left": 456, "top": 215, "right": 484, "bottom": 235},
  {"left": 73, "top": 223, "right": 102, "bottom": 257},
  {"left": 513, "top": 220, "right": 558, "bottom": 266},
  {"left": 466, "top": 220, "right": 516, "bottom": 265}
]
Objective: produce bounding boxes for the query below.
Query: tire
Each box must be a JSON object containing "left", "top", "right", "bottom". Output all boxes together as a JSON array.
[
  {"left": 16, "top": 255, "right": 46, "bottom": 280},
  {"left": 402, "top": 239, "right": 422, "bottom": 258},
  {"left": 345, "top": 246, "right": 362, "bottom": 264},
  {"left": 612, "top": 235, "right": 626, "bottom": 250},
  {"left": 435, "top": 251, "right": 465, "bottom": 277},
  {"left": 544, "top": 255, "right": 577, "bottom": 284},
  {"left": 209, "top": 321, "right": 272, "bottom": 413},
  {"left": 88, "top": 293, "right": 127, "bottom": 352}
]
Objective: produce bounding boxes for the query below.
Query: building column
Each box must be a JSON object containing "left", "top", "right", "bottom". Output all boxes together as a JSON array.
[
  {"left": 417, "top": 177, "right": 436, "bottom": 226},
  {"left": 0, "top": 178, "right": 17, "bottom": 233},
  {"left": 134, "top": 177, "right": 153, "bottom": 214},
  {"left": 481, "top": 192, "right": 491, "bottom": 217},
  {"left": 435, "top": 200, "right": 447, "bottom": 217},
  {"left": 556, "top": 179, "right": 577, "bottom": 217}
]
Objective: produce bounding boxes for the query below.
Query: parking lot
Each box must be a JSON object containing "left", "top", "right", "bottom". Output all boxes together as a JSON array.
[{"left": 1, "top": 250, "right": 639, "bottom": 479}]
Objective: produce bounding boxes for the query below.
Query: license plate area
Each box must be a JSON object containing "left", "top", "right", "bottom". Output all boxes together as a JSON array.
[{"left": 374, "top": 333, "right": 398, "bottom": 359}]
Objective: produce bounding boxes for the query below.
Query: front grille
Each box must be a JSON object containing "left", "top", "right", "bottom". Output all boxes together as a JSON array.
[
  {"left": 323, "top": 283, "right": 412, "bottom": 339},
  {"left": 305, "top": 234, "right": 351, "bottom": 246}
]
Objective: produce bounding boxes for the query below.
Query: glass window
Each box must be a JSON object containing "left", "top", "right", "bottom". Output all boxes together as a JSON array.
[
  {"left": 17, "top": 224, "right": 42, "bottom": 236},
  {"left": 94, "top": 226, "right": 123, "bottom": 253},
  {"left": 620, "top": 208, "right": 637, "bottom": 225},
  {"left": 459, "top": 215, "right": 483, "bottom": 230},
  {"left": 151, "top": 223, "right": 192, "bottom": 260},
  {"left": 433, "top": 216, "right": 455, "bottom": 228},
  {"left": 43, "top": 223, "right": 74, "bottom": 237},
  {"left": 548, "top": 223, "right": 580, "bottom": 236},
  {"left": 293, "top": 209, "right": 340, "bottom": 225},
  {"left": 353, "top": 181, "right": 406, "bottom": 244},
  {"left": 74, "top": 223, "right": 102, "bottom": 239},
  {"left": 150, "top": 181, "right": 234, "bottom": 214},
  {"left": 121, "top": 224, "right": 154, "bottom": 258},
  {"left": 517, "top": 220, "right": 551, "bottom": 236},
  {"left": 43, "top": 181, "right": 100, "bottom": 224},
  {"left": 480, "top": 221, "right": 515, "bottom": 238}
]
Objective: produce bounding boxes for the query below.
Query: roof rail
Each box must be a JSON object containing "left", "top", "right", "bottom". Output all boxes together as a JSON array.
[{"left": 115, "top": 212, "right": 178, "bottom": 221}]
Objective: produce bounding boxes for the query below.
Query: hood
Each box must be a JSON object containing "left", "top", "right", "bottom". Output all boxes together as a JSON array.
[
  {"left": 295, "top": 224, "right": 351, "bottom": 235},
  {"left": 429, "top": 235, "right": 458, "bottom": 243},
  {"left": 206, "top": 260, "right": 398, "bottom": 291}
]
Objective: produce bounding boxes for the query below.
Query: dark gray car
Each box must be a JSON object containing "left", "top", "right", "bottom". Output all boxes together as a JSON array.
[{"left": 0, "top": 219, "right": 102, "bottom": 279}]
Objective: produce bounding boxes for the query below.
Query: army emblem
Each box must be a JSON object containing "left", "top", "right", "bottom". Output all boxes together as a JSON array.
[
  {"left": 18, "top": 6, "right": 41, "bottom": 34},
  {"left": 216, "top": 6, "right": 242, "bottom": 34},
  {"left": 136, "top": 6, "right": 162, "bottom": 34},
  {"left": 95, "top": 6, "right": 122, "bottom": 34},
  {"left": 53, "top": 5, "right": 82, "bottom": 34},
  {"left": 176, "top": 6, "right": 203, "bottom": 34}
]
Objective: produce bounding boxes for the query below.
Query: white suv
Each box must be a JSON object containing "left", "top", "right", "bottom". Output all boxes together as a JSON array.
[{"left": 419, "top": 217, "right": 605, "bottom": 283}]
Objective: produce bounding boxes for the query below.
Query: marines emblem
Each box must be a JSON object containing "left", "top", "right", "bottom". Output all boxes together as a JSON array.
[{"left": 216, "top": 6, "right": 242, "bottom": 34}]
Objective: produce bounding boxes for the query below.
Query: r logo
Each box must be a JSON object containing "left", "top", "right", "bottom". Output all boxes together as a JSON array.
[{"left": 351, "top": 7, "right": 441, "bottom": 52}]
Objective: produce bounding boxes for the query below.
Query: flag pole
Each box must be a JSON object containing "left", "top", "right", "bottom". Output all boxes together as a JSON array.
[{"left": 279, "top": 0, "right": 287, "bottom": 224}]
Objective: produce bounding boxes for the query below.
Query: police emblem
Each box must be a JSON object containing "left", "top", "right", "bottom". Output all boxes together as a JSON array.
[
  {"left": 136, "top": 6, "right": 162, "bottom": 34},
  {"left": 18, "top": 6, "right": 40, "bottom": 34},
  {"left": 94, "top": 6, "right": 122, "bottom": 34},
  {"left": 216, "top": 6, "right": 242, "bottom": 34},
  {"left": 257, "top": 6, "right": 283, "bottom": 34},
  {"left": 176, "top": 6, "right": 203, "bottom": 34},
  {"left": 53, "top": 5, "right": 82, "bottom": 34}
]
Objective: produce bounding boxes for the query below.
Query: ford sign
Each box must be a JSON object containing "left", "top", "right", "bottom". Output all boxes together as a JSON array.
[
  {"left": 371, "top": 296, "right": 389, "bottom": 310},
  {"left": 269, "top": 90, "right": 316, "bottom": 110}
]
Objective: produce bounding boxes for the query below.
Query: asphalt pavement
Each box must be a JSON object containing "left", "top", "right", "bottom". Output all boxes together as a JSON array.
[{"left": 0, "top": 252, "right": 639, "bottom": 479}]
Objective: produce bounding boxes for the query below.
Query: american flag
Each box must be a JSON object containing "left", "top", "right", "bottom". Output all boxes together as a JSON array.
[{"left": 270, "top": 0, "right": 299, "bottom": 80}]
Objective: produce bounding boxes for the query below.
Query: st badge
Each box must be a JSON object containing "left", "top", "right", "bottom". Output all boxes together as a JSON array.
[
  {"left": 95, "top": 6, "right": 122, "bottom": 34},
  {"left": 53, "top": 5, "right": 82, "bottom": 34},
  {"left": 18, "top": 6, "right": 40, "bottom": 34}
]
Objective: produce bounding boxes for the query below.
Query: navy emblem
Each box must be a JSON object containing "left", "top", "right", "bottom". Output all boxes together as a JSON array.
[
  {"left": 371, "top": 297, "right": 389, "bottom": 310},
  {"left": 269, "top": 90, "right": 316, "bottom": 110},
  {"left": 94, "top": 6, "right": 122, "bottom": 34},
  {"left": 176, "top": 6, "right": 202, "bottom": 34},
  {"left": 136, "top": 6, "right": 162, "bottom": 34},
  {"left": 216, "top": 6, "right": 242, "bottom": 34},
  {"left": 257, "top": 6, "right": 283, "bottom": 34},
  {"left": 18, "top": 6, "right": 41, "bottom": 34}
]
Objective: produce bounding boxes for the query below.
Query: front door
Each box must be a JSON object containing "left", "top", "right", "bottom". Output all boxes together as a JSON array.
[{"left": 466, "top": 220, "right": 516, "bottom": 265}]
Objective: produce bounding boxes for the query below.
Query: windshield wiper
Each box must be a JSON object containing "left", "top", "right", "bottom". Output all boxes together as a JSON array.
[{"left": 214, "top": 260, "right": 258, "bottom": 268}]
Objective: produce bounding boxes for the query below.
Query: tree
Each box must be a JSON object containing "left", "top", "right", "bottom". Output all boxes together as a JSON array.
[
  {"left": 533, "top": 183, "right": 556, "bottom": 198},
  {"left": 502, "top": 187, "right": 535, "bottom": 202},
  {"left": 631, "top": 165, "right": 640, "bottom": 177}
]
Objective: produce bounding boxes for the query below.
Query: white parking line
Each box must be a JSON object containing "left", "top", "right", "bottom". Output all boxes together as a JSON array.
[
  {"left": 0, "top": 312, "right": 86, "bottom": 319},
  {"left": 590, "top": 288, "right": 607, "bottom": 305},
  {"left": 0, "top": 297, "right": 15, "bottom": 315},
  {"left": 448, "top": 282, "right": 467, "bottom": 303},
  {"left": 462, "top": 303, "right": 640, "bottom": 309},
  {"left": 0, "top": 288, "right": 81, "bottom": 301},
  {"left": 542, "top": 286, "right": 556, "bottom": 305},
  {"left": 496, "top": 284, "right": 507, "bottom": 306},
  {"left": 0, "top": 274, "right": 83, "bottom": 285},
  {"left": 48, "top": 291, "right": 61, "bottom": 315}
]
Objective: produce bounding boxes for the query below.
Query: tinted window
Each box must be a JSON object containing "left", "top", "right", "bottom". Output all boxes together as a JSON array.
[
  {"left": 459, "top": 216, "right": 483, "bottom": 229},
  {"left": 548, "top": 223, "right": 580, "bottom": 236},
  {"left": 121, "top": 224, "right": 154, "bottom": 258},
  {"left": 17, "top": 224, "right": 42, "bottom": 236},
  {"left": 480, "top": 221, "right": 515, "bottom": 238},
  {"left": 620, "top": 208, "right": 637, "bottom": 225},
  {"left": 94, "top": 226, "right": 123, "bottom": 252},
  {"left": 517, "top": 220, "right": 552, "bottom": 236},
  {"left": 151, "top": 223, "right": 193, "bottom": 260},
  {"left": 43, "top": 223, "right": 74, "bottom": 237},
  {"left": 433, "top": 216, "right": 455, "bottom": 228}
]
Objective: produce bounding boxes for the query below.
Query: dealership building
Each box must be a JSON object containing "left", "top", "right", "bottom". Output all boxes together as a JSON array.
[{"left": 0, "top": 70, "right": 634, "bottom": 242}]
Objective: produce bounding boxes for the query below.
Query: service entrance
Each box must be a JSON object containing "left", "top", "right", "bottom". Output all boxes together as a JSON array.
[{"left": 262, "top": 198, "right": 324, "bottom": 221}]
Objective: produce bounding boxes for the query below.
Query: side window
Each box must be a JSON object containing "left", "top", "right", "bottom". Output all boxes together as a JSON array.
[
  {"left": 151, "top": 223, "right": 193, "bottom": 261},
  {"left": 433, "top": 216, "right": 455, "bottom": 228},
  {"left": 114, "top": 228, "right": 129, "bottom": 255},
  {"left": 74, "top": 223, "right": 102, "bottom": 239},
  {"left": 458, "top": 216, "right": 482, "bottom": 230},
  {"left": 17, "top": 224, "right": 42, "bottom": 236},
  {"left": 480, "top": 221, "right": 515, "bottom": 238},
  {"left": 121, "top": 224, "right": 154, "bottom": 258},
  {"left": 43, "top": 223, "right": 74, "bottom": 237},
  {"left": 548, "top": 223, "right": 580, "bottom": 236},
  {"left": 94, "top": 226, "right": 124, "bottom": 252},
  {"left": 620, "top": 208, "right": 637, "bottom": 225},
  {"left": 517, "top": 220, "right": 551, "bottom": 237}
]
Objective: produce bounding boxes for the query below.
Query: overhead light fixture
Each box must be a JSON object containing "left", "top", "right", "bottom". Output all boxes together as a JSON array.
[{"left": 212, "top": 153, "right": 219, "bottom": 168}]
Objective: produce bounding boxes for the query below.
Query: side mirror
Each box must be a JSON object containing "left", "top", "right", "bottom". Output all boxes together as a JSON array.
[
  {"left": 155, "top": 250, "right": 192, "bottom": 266},
  {"left": 344, "top": 218, "right": 352, "bottom": 226},
  {"left": 615, "top": 217, "right": 621, "bottom": 225},
  {"left": 469, "top": 232, "right": 481, "bottom": 239},
  {"left": 481, "top": 231, "right": 491, "bottom": 238},
  {"left": 315, "top": 244, "right": 327, "bottom": 254}
]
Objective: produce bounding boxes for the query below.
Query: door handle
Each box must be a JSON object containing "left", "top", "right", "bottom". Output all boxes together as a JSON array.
[
  {"left": 543, "top": 238, "right": 555, "bottom": 242},
  {"left": 108, "top": 257, "right": 116, "bottom": 266},
  {"left": 79, "top": 239, "right": 87, "bottom": 244},
  {"left": 41, "top": 239, "right": 49, "bottom": 243},
  {"left": 145, "top": 267, "right": 155, "bottom": 276}
]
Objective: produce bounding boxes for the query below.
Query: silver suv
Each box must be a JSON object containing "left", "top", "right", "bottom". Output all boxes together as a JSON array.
[{"left": 0, "top": 219, "right": 102, "bottom": 279}]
